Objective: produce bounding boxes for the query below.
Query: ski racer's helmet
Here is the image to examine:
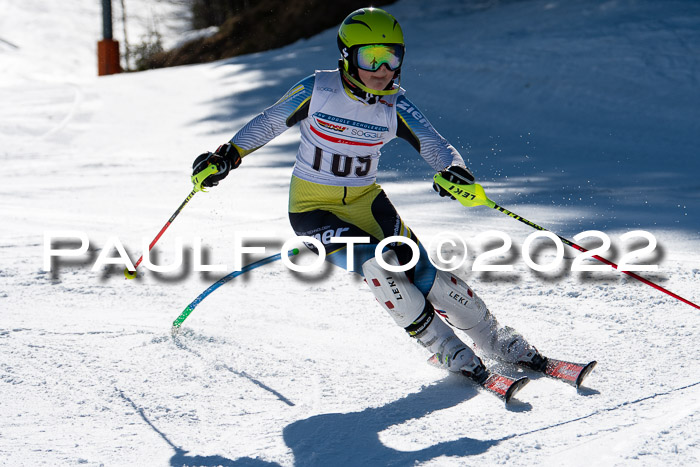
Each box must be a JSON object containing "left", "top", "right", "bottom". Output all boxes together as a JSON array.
[{"left": 337, "top": 7, "right": 404, "bottom": 97}]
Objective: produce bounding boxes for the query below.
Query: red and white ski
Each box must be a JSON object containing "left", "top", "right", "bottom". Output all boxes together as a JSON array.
[
  {"left": 428, "top": 354, "right": 529, "bottom": 404},
  {"left": 476, "top": 371, "right": 530, "bottom": 404},
  {"left": 541, "top": 358, "right": 597, "bottom": 388}
]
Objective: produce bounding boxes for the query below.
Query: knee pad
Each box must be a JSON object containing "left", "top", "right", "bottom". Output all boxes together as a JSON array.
[
  {"left": 362, "top": 250, "right": 426, "bottom": 328},
  {"left": 427, "top": 270, "right": 488, "bottom": 330}
]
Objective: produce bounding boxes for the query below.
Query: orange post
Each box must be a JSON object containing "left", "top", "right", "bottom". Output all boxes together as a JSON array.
[{"left": 98, "top": 39, "right": 121, "bottom": 76}]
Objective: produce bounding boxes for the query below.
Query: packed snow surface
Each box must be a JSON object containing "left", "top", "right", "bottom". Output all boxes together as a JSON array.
[{"left": 1, "top": 0, "right": 699, "bottom": 465}]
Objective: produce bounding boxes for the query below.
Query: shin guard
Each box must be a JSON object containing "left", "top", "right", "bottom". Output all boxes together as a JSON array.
[
  {"left": 362, "top": 252, "right": 479, "bottom": 372},
  {"left": 427, "top": 270, "right": 488, "bottom": 330},
  {"left": 428, "top": 270, "right": 535, "bottom": 363},
  {"left": 362, "top": 251, "right": 426, "bottom": 328}
]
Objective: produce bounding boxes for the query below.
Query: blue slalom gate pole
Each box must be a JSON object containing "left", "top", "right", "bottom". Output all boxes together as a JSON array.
[{"left": 172, "top": 249, "right": 300, "bottom": 329}]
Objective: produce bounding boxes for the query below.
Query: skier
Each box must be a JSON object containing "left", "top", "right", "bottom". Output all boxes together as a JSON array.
[{"left": 192, "top": 7, "right": 547, "bottom": 385}]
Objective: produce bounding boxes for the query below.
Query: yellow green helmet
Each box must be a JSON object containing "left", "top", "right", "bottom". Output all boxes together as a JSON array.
[
  {"left": 338, "top": 7, "right": 404, "bottom": 50},
  {"left": 337, "top": 7, "right": 405, "bottom": 96}
]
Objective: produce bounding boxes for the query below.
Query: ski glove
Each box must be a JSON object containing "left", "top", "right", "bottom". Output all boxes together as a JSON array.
[
  {"left": 433, "top": 165, "right": 475, "bottom": 199},
  {"left": 191, "top": 143, "right": 242, "bottom": 188}
]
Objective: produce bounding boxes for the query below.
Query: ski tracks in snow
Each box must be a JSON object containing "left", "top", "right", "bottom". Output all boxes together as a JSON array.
[
  {"left": 0, "top": 82, "right": 87, "bottom": 152},
  {"left": 510, "top": 380, "right": 700, "bottom": 464},
  {"left": 0, "top": 326, "right": 158, "bottom": 464}
]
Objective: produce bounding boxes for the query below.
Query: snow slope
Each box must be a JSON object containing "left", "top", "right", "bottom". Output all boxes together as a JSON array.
[{"left": 1, "top": 0, "right": 699, "bottom": 465}]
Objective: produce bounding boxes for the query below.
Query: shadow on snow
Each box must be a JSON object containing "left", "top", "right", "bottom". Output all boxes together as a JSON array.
[{"left": 282, "top": 376, "right": 498, "bottom": 466}]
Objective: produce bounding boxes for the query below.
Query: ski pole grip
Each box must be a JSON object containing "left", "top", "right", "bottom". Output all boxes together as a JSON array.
[
  {"left": 191, "top": 163, "right": 220, "bottom": 193},
  {"left": 433, "top": 174, "right": 495, "bottom": 208}
]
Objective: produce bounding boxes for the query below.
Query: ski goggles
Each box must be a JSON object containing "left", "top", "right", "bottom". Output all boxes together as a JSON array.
[{"left": 355, "top": 44, "right": 404, "bottom": 72}]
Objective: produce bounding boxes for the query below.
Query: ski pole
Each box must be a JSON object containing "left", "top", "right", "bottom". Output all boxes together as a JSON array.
[
  {"left": 172, "top": 248, "right": 300, "bottom": 330},
  {"left": 433, "top": 174, "right": 700, "bottom": 310},
  {"left": 125, "top": 163, "right": 219, "bottom": 279}
]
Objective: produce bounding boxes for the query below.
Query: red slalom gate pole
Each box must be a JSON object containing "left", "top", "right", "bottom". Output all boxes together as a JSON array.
[{"left": 433, "top": 174, "right": 700, "bottom": 310}]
